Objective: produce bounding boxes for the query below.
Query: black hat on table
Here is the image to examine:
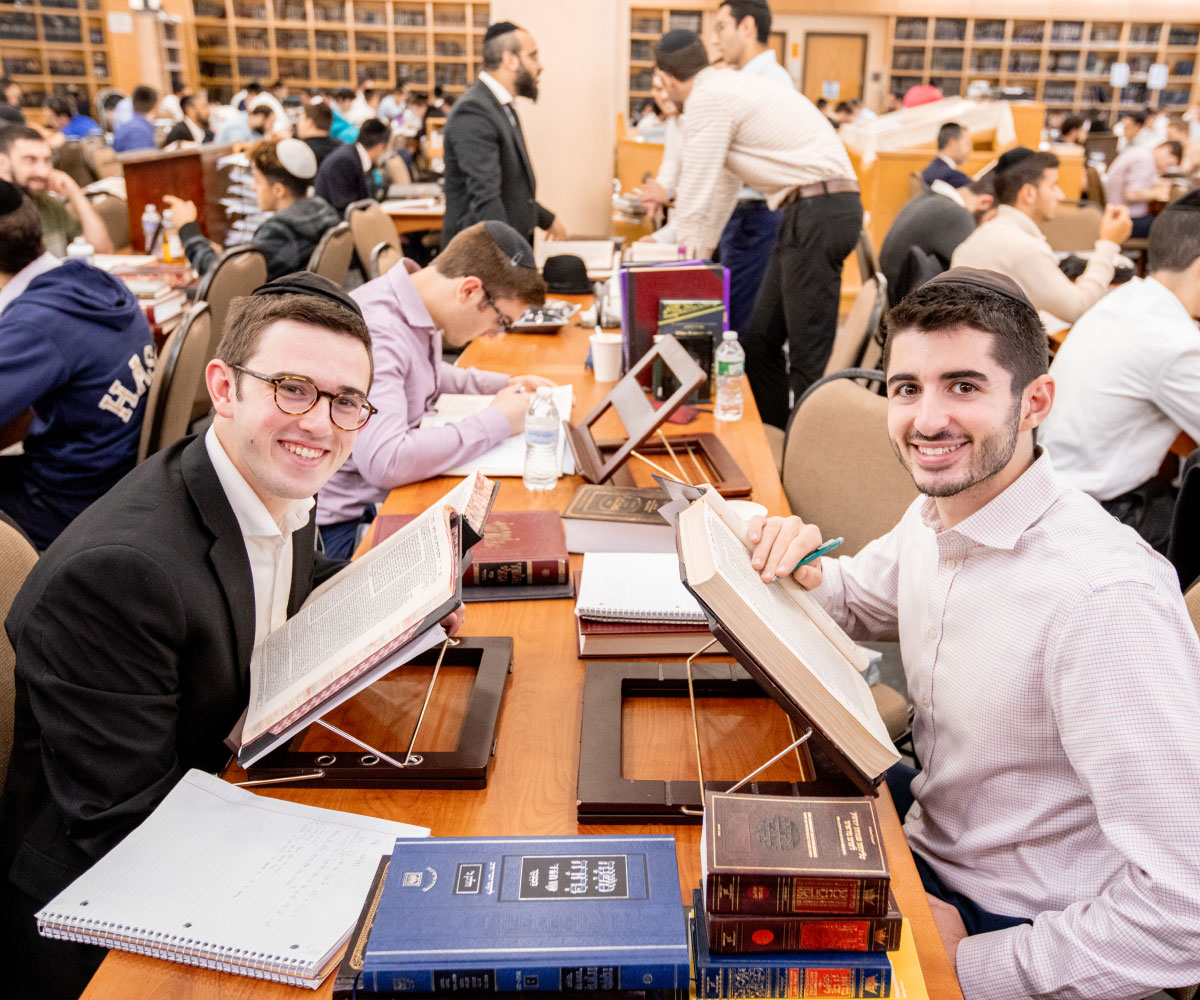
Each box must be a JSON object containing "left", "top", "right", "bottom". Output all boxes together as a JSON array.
[{"left": 542, "top": 255, "right": 591, "bottom": 294}]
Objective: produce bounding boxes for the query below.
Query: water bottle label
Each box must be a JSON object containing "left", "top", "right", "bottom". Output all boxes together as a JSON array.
[
  {"left": 526, "top": 427, "right": 558, "bottom": 447},
  {"left": 717, "top": 360, "right": 744, "bottom": 377}
]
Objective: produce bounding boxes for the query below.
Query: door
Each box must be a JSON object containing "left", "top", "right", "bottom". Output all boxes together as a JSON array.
[{"left": 802, "top": 33, "right": 867, "bottom": 103}]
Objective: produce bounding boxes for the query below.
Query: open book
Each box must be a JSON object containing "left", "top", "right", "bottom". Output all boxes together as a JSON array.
[
  {"left": 236, "top": 471, "right": 497, "bottom": 767},
  {"left": 674, "top": 488, "right": 900, "bottom": 788}
]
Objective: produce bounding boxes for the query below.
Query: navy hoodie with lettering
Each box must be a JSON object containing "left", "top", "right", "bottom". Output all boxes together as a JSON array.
[{"left": 0, "top": 260, "right": 155, "bottom": 548}]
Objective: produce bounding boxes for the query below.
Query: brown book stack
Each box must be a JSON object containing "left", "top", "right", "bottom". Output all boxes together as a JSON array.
[{"left": 561, "top": 484, "right": 676, "bottom": 554}]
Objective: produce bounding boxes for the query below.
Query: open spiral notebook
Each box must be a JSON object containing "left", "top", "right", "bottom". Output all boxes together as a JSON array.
[{"left": 36, "top": 770, "right": 426, "bottom": 988}]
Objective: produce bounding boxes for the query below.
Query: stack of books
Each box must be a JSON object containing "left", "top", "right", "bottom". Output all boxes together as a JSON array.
[
  {"left": 691, "top": 791, "right": 901, "bottom": 998},
  {"left": 560, "top": 483, "right": 676, "bottom": 554},
  {"left": 103, "top": 261, "right": 194, "bottom": 349}
]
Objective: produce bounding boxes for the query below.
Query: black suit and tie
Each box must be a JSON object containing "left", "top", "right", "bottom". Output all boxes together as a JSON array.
[
  {"left": 440, "top": 78, "right": 555, "bottom": 247},
  {"left": 314, "top": 139, "right": 372, "bottom": 214},
  {"left": 0, "top": 434, "right": 342, "bottom": 998}
]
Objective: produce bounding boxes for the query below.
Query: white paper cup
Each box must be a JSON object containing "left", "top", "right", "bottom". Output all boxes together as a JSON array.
[{"left": 590, "top": 332, "right": 624, "bottom": 383}]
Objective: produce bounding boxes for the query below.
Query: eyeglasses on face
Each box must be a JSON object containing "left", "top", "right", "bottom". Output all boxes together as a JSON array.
[
  {"left": 233, "top": 366, "right": 377, "bottom": 431},
  {"left": 482, "top": 289, "right": 515, "bottom": 334}
]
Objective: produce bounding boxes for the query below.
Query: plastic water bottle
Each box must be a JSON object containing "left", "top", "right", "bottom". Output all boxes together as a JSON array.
[
  {"left": 161, "top": 208, "right": 183, "bottom": 263},
  {"left": 714, "top": 330, "right": 745, "bottom": 422},
  {"left": 141, "top": 203, "right": 161, "bottom": 256},
  {"left": 522, "top": 386, "right": 560, "bottom": 492},
  {"left": 66, "top": 235, "right": 95, "bottom": 266}
]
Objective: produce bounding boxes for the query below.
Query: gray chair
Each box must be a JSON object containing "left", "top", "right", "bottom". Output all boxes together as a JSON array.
[
  {"left": 369, "top": 240, "right": 403, "bottom": 279},
  {"left": 307, "top": 222, "right": 355, "bottom": 285},
  {"left": 345, "top": 198, "right": 400, "bottom": 276},
  {"left": 138, "top": 302, "right": 213, "bottom": 463},
  {"left": 192, "top": 245, "right": 267, "bottom": 420},
  {"left": 0, "top": 517, "right": 38, "bottom": 794},
  {"left": 88, "top": 191, "right": 130, "bottom": 251}
]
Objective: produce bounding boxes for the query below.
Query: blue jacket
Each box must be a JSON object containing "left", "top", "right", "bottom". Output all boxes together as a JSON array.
[
  {"left": 921, "top": 155, "right": 971, "bottom": 189},
  {"left": 0, "top": 261, "right": 155, "bottom": 547},
  {"left": 62, "top": 113, "right": 102, "bottom": 139}
]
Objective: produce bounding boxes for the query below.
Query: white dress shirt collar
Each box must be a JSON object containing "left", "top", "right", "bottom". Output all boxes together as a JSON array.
[
  {"left": 930, "top": 178, "right": 966, "bottom": 206},
  {"left": 355, "top": 142, "right": 373, "bottom": 172},
  {"left": 478, "top": 71, "right": 514, "bottom": 107},
  {"left": 0, "top": 251, "right": 60, "bottom": 318},
  {"left": 742, "top": 50, "right": 781, "bottom": 76}
]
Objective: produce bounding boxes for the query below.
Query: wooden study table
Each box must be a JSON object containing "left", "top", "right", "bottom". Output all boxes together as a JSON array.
[
  {"left": 383, "top": 199, "right": 446, "bottom": 236},
  {"left": 81, "top": 311, "right": 962, "bottom": 1000}
]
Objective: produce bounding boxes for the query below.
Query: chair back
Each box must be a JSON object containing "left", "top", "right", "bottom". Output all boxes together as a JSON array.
[
  {"left": 0, "top": 517, "right": 38, "bottom": 794},
  {"left": 908, "top": 171, "right": 928, "bottom": 201},
  {"left": 1038, "top": 202, "right": 1102, "bottom": 253},
  {"left": 53, "top": 140, "right": 97, "bottom": 187},
  {"left": 192, "top": 245, "right": 267, "bottom": 420},
  {"left": 1084, "top": 132, "right": 1118, "bottom": 169},
  {"left": 1084, "top": 164, "right": 1107, "bottom": 207},
  {"left": 93, "top": 87, "right": 126, "bottom": 133},
  {"left": 825, "top": 276, "right": 884, "bottom": 376},
  {"left": 86, "top": 140, "right": 122, "bottom": 179},
  {"left": 89, "top": 192, "right": 130, "bottom": 250},
  {"left": 780, "top": 370, "right": 918, "bottom": 556},
  {"left": 307, "top": 222, "right": 355, "bottom": 284},
  {"left": 346, "top": 199, "right": 400, "bottom": 275},
  {"left": 138, "top": 303, "right": 213, "bottom": 462},
  {"left": 369, "top": 240, "right": 403, "bottom": 279},
  {"left": 855, "top": 229, "right": 880, "bottom": 284}
]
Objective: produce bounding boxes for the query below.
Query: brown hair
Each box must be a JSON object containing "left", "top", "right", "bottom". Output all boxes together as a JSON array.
[
  {"left": 303, "top": 99, "right": 332, "bottom": 132},
  {"left": 217, "top": 292, "right": 374, "bottom": 387},
  {"left": 433, "top": 222, "right": 547, "bottom": 306},
  {"left": 654, "top": 30, "right": 710, "bottom": 81},
  {"left": 248, "top": 138, "right": 307, "bottom": 199}
]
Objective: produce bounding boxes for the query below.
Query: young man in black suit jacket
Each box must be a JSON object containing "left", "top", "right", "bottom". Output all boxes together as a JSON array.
[
  {"left": 314, "top": 117, "right": 389, "bottom": 214},
  {"left": 440, "top": 21, "right": 567, "bottom": 247},
  {"left": 0, "top": 273, "right": 460, "bottom": 999}
]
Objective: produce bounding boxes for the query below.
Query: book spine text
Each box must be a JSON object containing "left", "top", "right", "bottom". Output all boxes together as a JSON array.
[
  {"left": 695, "top": 962, "right": 892, "bottom": 999},
  {"left": 465, "top": 558, "right": 568, "bottom": 587},
  {"left": 363, "top": 961, "right": 682, "bottom": 993},
  {"left": 705, "top": 875, "right": 891, "bottom": 917}
]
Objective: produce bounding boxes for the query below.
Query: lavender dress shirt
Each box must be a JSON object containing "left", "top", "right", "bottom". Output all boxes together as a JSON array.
[{"left": 317, "top": 263, "right": 510, "bottom": 526}]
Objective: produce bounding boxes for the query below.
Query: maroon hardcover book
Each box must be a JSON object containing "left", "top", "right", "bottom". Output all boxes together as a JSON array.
[
  {"left": 375, "top": 510, "right": 567, "bottom": 587},
  {"left": 702, "top": 791, "right": 891, "bottom": 917},
  {"left": 704, "top": 891, "right": 902, "bottom": 953}
]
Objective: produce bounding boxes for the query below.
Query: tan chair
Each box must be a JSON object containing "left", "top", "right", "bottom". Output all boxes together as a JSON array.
[
  {"left": 0, "top": 517, "right": 38, "bottom": 794},
  {"left": 908, "top": 171, "right": 928, "bottom": 202},
  {"left": 138, "top": 303, "right": 213, "bottom": 463},
  {"left": 192, "top": 245, "right": 267, "bottom": 421},
  {"left": 1038, "top": 202, "right": 1102, "bottom": 253},
  {"left": 307, "top": 222, "right": 355, "bottom": 285},
  {"left": 780, "top": 369, "right": 918, "bottom": 557},
  {"left": 855, "top": 229, "right": 880, "bottom": 284},
  {"left": 825, "top": 275, "right": 886, "bottom": 377},
  {"left": 345, "top": 199, "right": 400, "bottom": 276},
  {"left": 88, "top": 192, "right": 130, "bottom": 251},
  {"left": 369, "top": 240, "right": 403, "bottom": 279},
  {"left": 1084, "top": 164, "right": 1107, "bottom": 207}
]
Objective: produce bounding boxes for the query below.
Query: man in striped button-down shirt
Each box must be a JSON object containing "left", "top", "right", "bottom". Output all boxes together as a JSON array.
[
  {"left": 654, "top": 29, "right": 862, "bottom": 428},
  {"left": 748, "top": 268, "right": 1200, "bottom": 999}
]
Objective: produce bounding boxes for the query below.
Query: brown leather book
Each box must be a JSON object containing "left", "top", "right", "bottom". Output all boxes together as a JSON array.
[
  {"left": 561, "top": 484, "right": 675, "bottom": 554},
  {"left": 704, "top": 891, "right": 902, "bottom": 953}
]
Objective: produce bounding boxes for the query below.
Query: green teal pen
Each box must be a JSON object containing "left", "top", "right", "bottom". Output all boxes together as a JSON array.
[{"left": 788, "top": 536, "right": 843, "bottom": 574}]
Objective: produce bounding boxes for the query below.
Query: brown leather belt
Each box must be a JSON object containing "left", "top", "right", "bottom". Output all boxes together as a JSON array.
[{"left": 780, "top": 178, "right": 860, "bottom": 205}]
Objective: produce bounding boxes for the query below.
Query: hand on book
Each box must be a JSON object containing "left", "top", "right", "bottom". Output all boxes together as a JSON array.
[
  {"left": 439, "top": 605, "right": 464, "bottom": 638},
  {"left": 506, "top": 374, "right": 557, "bottom": 391},
  {"left": 747, "top": 515, "right": 825, "bottom": 589}
]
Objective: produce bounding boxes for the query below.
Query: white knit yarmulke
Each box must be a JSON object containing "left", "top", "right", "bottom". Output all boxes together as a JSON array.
[{"left": 276, "top": 137, "right": 318, "bottom": 180}]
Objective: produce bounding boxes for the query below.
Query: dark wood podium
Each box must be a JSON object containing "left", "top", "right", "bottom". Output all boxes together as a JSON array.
[{"left": 118, "top": 143, "right": 237, "bottom": 253}]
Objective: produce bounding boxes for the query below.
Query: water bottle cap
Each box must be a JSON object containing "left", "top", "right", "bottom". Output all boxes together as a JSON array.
[
  {"left": 722, "top": 330, "right": 738, "bottom": 341},
  {"left": 535, "top": 385, "right": 553, "bottom": 398}
]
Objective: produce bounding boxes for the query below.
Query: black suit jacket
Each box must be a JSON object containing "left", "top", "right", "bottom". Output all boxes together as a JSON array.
[
  {"left": 920, "top": 156, "right": 971, "bottom": 189},
  {"left": 440, "top": 79, "right": 554, "bottom": 246},
  {"left": 0, "top": 435, "right": 341, "bottom": 904},
  {"left": 314, "top": 140, "right": 371, "bottom": 214}
]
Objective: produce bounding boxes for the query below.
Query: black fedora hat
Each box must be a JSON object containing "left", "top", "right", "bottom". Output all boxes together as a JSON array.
[{"left": 542, "top": 254, "right": 591, "bottom": 294}]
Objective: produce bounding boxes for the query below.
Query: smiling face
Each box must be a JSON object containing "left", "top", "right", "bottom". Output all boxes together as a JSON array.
[
  {"left": 207, "top": 319, "right": 372, "bottom": 520},
  {"left": 885, "top": 326, "right": 1052, "bottom": 525},
  {"left": 1, "top": 137, "right": 52, "bottom": 194}
]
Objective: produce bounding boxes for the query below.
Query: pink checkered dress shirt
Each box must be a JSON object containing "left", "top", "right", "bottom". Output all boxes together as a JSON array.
[{"left": 810, "top": 451, "right": 1200, "bottom": 999}]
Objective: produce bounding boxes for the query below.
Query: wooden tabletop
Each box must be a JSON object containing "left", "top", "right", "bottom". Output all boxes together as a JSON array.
[{"left": 80, "top": 308, "right": 962, "bottom": 999}]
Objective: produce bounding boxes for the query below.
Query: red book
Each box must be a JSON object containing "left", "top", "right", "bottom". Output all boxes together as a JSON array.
[
  {"left": 704, "top": 892, "right": 901, "bottom": 953},
  {"left": 375, "top": 510, "right": 567, "bottom": 588},
  {"left": 702, "top": 791, "right": 890, "bottom": 917},
  {"left": 620, "top": 263, "right": 729, "bottom": 382}
]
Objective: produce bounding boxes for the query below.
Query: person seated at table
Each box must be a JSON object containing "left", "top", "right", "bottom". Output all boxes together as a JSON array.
[
  {"left": 0, "top": 180, "right": 154, "bottom": 550},
  {"left": 1057, "top": 114, "right": 1087, "bottom": 146},
  {"left": 213, "top": 99, "right": 274, "bottom": 146},
  {"left": 43, "top": 95, "right": 101, "bottom": 142},
  {"left": 1167, "top": 117, "right": 1200, "bottom": 175},
  {"left": 952, "top": 148, "right": 1132, "bottom": 322},
  {"left": 920, "top": 122, "right": 972, "bottom": 189},
  {"left": 747, "top": 267, "right": 1200, "bottom": 1000},
  {"left": 166, "top": 137, "right": 340, "bottom": 283},
  {"left": 111, "top": 85, "right": 159, "bottom": 153},
  {"left": 1039, "top": 193, "right": 1200, "bottom": 551},
  {"left": 314, "top": 118, "right": 389, "bottom": 214},
  {"left": 0, "top": 76, "right": 25, "bottom": 126},
  {"left": 317, "top": 221, "right": 551, "bottom": 559},
  {"left": 1106, "top": 139, "right": 1183, "bottom": 237},
  {"left": 160, "top": 90, "right": 213, "bottom": 147},
  {"left": 329, "top": 87, "right": 360, "bottom": 143},
  {"left": 297, "top": 98, "right": 341, "bottom": 167}
]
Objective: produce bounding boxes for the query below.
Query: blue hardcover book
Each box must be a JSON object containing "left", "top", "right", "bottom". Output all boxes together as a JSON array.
[
  {"left": 360, "top": 836, "right": 689, "bottom": 993},
  {"left": 691, "top": 892, "right": 892, "bottom": 998}
]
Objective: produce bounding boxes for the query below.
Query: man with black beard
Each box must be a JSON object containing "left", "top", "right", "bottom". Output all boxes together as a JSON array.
[{"left": 440, "top": 20, "right": 567, "bottom": 247}]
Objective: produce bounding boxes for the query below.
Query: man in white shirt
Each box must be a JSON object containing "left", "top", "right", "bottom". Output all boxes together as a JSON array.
[
  {"left": 952, "top": 148, "right": 1132, "bottom": 323},
  {"left": 1040, "top": 192, "right": 1200, "bottom": 549},
  {"left": 708, "top": 0, "right": 795, "bottom": 335},
  {"left": 748, "top": 267, "right": 1200, "bottom": 1000},
  {"left": 1105, "top": 138, "right": 1181, "bottom": 237},
  {"left": 654, "top": 29, "right": 861, "bottom": 428}
]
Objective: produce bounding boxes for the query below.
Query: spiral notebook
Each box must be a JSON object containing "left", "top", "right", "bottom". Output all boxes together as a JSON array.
[
  {"left": 574, "top": 551, "right": 708, "bottom": 623},
  {"left": 36, "top": 770, "right": 427, "bottom": 989}
]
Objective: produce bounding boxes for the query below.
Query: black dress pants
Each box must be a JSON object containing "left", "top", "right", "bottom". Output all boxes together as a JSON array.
[{"left": 744, "top": 190, "right": 863, "bottom": 428}]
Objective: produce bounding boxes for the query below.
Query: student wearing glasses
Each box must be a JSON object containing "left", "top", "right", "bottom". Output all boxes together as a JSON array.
[
  {"left": 317, "top": 221, "right": 552, "bottom": 558},
  {"left": 1, "top": 274, "right": 468, "bottom": 998}
]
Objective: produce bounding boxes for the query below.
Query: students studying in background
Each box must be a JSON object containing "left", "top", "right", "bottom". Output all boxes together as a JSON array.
[
  {"left": 1040, "top": 193, "right": 1200, "bottom": 550},
  {"left": 317, "top": 221, "right": 552, "bottom": 558},
  {"left": 0, "top": 180, "right": 154, "bottom": 550},
  {"left": 0, "top": 125, "right": 114, "bottom": 256},
  {"left": 0, "top": 273, "right": 409, "bottom": 1000},
  {"left": 746, "top": 268, "right": 1200, "bottom": 1000},
  {"left": 167, "top": 138, "right": 339, "bottom": 282},
  {"left": 329, "top": 87, "right": 360, "bottom": 143},
  {"left": 213, "top": 100, "right": 274, "bottom": 146},
  {"left": 297, "top": 98, "right": 342, "bottom": 166},
  {"left": 314, "top": 117, "right": 389, "bottom": 213},
  {"left": 920, "top": 121, "right": 972, "bottom": 188},
  {"left": 111, "top": 85, "right": 159, "bottom": 153},
  {"left": 43, "top": 95, "right": 101, "bottom": 141},
  {"left": 1105, "top": 139, "right": 1182, "bottom": 237},
  {"left": 160, "top": 90, "right": 213, "bottom": 147},
  {"left": 951, "top": 148, "right": 1132, "bottom": 322},
  {"left": 0, "top": 77, "right": 25, "bottom": 126}
]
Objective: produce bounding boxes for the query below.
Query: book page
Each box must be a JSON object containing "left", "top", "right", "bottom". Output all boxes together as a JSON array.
[
  {"left": 37, "top": 770, "right": 426, "bottom": 980},
  {"left": 576, "top": 552, "right": 707, "bottom": 623},
  {"left": 700, "top": 505, "right": 893, "bottom": 750}
]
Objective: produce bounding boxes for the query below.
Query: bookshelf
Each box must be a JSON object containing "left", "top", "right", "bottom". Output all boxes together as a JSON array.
[
  {"left": 192, "top": 0, "right": 490, "bottom": 104},
  {"left": 628, "top": 5, "right": 713, "bottom": 121},
  {"left": 885, "top": 15, "right": 1200, "bottom": 117}
]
